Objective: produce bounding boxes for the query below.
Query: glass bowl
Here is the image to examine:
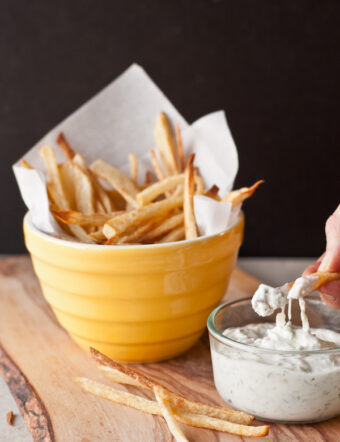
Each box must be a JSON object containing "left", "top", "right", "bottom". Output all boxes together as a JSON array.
[{"left": 207, "top": 297, "right": 340, "bottom": 424}]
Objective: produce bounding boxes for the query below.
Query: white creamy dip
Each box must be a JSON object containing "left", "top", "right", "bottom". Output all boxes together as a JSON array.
[
  {"left": 251, "top": 283, "right": 290, "bottom": 317},
  {"left": 288, "top": 275, "right": 318, "bottom": 299},
  {"left": 224, "top": 323, "right": 338, "bottom": 351},
  {"left": 210, "top": 276, "right": 340, "bottom": 422},
  {"left": 252, "top": 275, "right": 319, "bottom": 332}
]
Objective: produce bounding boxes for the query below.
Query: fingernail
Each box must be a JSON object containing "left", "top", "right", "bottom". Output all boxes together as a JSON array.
[{"left": 319, "top": 255, "right": 332, "bottom": 271}]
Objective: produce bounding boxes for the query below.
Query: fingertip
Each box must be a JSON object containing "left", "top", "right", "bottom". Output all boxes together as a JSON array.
[
  {"left": 302, "top": 261, "right": 320, "bottom": 277},
  {"left": 320, "top": 293, "right": 340, "bottom": 309},
  {"left": 319, "top": 281, "right": 340, "bottom": 308},
  {"left": 319, "top": 280, "right": 340, "bottom": 296}
]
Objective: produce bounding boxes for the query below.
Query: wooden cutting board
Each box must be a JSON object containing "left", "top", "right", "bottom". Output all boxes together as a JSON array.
[{"left": 0, "top": 256, "right": 339, "bottom": 442}]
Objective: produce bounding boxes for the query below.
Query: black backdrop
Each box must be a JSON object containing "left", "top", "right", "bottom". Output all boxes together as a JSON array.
[{"left": 1, "top": 0, "right": 339, "bottom": 255}]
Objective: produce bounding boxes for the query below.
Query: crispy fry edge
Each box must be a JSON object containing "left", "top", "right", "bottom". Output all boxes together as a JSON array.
[{"left": 89, "top": 348, "right": 253, "bottom": 425}]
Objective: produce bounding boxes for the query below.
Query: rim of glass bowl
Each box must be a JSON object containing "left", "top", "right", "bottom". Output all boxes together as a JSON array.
[{"left": 207, "top": 297, "right": 340, "bottom": 356}]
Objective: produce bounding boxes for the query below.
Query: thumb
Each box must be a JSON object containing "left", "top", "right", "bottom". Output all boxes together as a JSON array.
[
  {"left": 319, "top": 205, "right": 340, "bottom": 272},
  {"left": 318, "top": 205, "right": 340, "bottom": 308}
]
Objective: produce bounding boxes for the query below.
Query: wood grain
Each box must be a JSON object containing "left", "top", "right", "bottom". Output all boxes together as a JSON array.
[
  {"left": 0, "top": 344, "right": 54, "bottom": 441},
  {"left": 0, "top": 256, "right": 339, "bottom": 441}
]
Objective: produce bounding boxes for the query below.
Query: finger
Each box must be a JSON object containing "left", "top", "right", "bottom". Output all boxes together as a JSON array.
[
  {"left": 320, "top": 295, "right": 340, "bottom": 309},
  {"left": 302, "top": 261, "right": 320, "bottom": 276},
  {"left": 302, "top": 257, "right": 340, "bottom": 308},
  {"left": 320, "top": 283, "right": 340, "bottom": 309},
  {"left": 316, "top": 252, "right": 326, "bottom": 263},
  {"left": 319, "top": 205, "right": 340, "bottom": 272},
  {"left": 320, "top": 279, "right": 340, "bottom": 309},
  {"left": 320, "top": 249, "right": 340, "bottom": 272},
  {"left": 319, "top": 279, "right": 340, "bottom": 294},
  {"left": 302, "top": 253, "right": 325, "bottom": 276}
]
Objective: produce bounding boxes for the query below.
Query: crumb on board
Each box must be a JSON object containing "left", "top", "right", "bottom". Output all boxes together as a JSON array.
[{"left": 6, "top": 411, "right": 14, "bottom": 426}]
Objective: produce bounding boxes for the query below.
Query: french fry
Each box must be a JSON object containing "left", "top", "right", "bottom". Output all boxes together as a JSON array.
[
  {"left": 57, "top": 132, "right": 75, "bottom": 160},
  {"left": 115, "top": 219, "right": 158, "bottom": 245},
  {"left": 128, "top": 153, "right": 138, "bottom": 186},
  {"left": 40, "top": 146, "right": 94, "bottom": 243},
  {"left": 40, "top": 145, "right": 70, "bottom": 210},
  {"left": 52, "top": 210, "right": 123, "bottom": 227},
  {"left": 137, "top": 173, "right": 199, "bottom": 208},
  {"left": 157, "top": 226, "right": 185, "bottom": 243},
  {"left": 53, "top": 216, "right": 95, "bottom": 243},
  {"left": 175, "top": 124, "right": 185, "bottom": 172},
  {"left": 69, "top": 153, "right": 115, "bottom": 213},
  {"left": 72, "top": 153, "right": 87, "bottom": 170},
  {"left": 154, "top": 112, "right": 179, "bottom": 175},
  {"left": 89, "top": 171, "right": 116, "bottom": 213},
  {"left": 154, "top": 386, "right": 188, "bottom": 442},
  {"left": 77, "top": 377, "right": 160, "bottom": 414},
  {"left": 48, "top": 183, "right": 90, "bottom": 243},
  {"left": 77, "top": 377, "right": 269, "bottom": 437},
  {"left": 204, "top": 185, "right": 220, "bottom": 200},
  {"left": 149, "top": 149, "right": 165, "bottom": 181},
  {"left": 184, "top": 154, "right": 197, "bottom": 240},
  {"left": 137, "top": 174, "right": 185, "bottom": 206},
  {"left": 312, "top": 271, "right": 340, "bottom": 289},
  {"left": 144, "top": 170, "right": 152, "bottom": 186},
  {"left": 141, "top": 212, "right": 184, "bottom": 242},
  {"left": 72, "top": 164, "right": 96, "bottom": 214},
  {"left": 68, "top": 225, "right": 96, "bottom": 243},
  {"left": 59, "top": 161, "right": 77, "bottom": 209},
  {"left": 172, "top": 408, "right": 269, "bottom": 437},
  {"left": 103, "top": 193, "right": 183, "bottom": 240},
  {"left": 21, "top": 159, "right": 32, "bottom": 169},
  {"left": 50, "top": 203, "right": 95, "bottom": 244},
  {"left": 99, "top": 365, "right": 142, "bottom": 387},
  {"left": 107, "top": 189, "right": 127, "bottom": 211},
  {"left": 222, "top": 180, "right": 264, "bottom": 207},
  {"left": 90, "top": 159, "right": 139, "bottom": 208},
  {"left": 95, "top": 199, "right": 106, "bottom": 214},
  {"left": 69, "top": 154, "right": 106, "bottom": 213},
  {"left": 60, "top": 159, "right": 98, "bottom": 223},
  {"left": 172, "top": 184, "right": 184, "bottom": 198},
  {"left": 286, "top": 271, "right": 340, "bottom": 297},
  {"left": 90, "top": 348, "right": 253, "bottom": 425},
  {"left": 89, "top": 228, "right": 107, "bottom": 244},
  {"left": 194, "top": 169, "right": 204, "bottom": 195},
  {"left": 143, "top": 362, "right": 253, "bottom": 424},
  {"left": 39, "top": 115, "right": 263, "bottom": 246},
  {"left": 46, "top": 182, "right": 62, "bottom": 211}
]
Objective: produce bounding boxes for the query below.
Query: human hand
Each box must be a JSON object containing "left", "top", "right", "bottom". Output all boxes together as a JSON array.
[{"left": 303, "top": 204, "right": 340, "bottom": 308}]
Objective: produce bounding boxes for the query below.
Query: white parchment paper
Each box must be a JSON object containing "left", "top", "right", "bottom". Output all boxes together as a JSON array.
[{"left": 13, "top": 64, "right": 239, "bottom": 237}]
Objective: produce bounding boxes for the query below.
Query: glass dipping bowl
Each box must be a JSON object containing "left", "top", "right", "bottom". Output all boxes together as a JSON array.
[{"left": 207, "top": 297, "right": 340, "bottom": 424}]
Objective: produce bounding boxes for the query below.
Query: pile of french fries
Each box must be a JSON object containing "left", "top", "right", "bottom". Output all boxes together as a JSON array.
[
  {"left": 22, "top": 112, "right": 263, "bottom": 245},
  {"left": 77, "top": 348, "right": 269, "bottom": 440}
]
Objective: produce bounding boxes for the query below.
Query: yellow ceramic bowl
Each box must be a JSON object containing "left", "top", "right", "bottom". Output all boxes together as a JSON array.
[{"left": 24, "top": 213, "right": 244, "bottom": 362}]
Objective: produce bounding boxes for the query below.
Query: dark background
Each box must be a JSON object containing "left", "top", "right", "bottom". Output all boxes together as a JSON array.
[{"left": 1, "top": 1, "right": 339, "bottom": 256}]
